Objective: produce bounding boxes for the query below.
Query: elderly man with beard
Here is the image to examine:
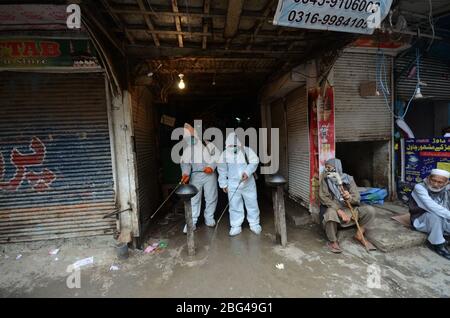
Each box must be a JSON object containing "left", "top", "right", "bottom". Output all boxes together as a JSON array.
[
  {"left": 319, "top": 158, "right": 377, "bottom": 253},
  {"left": 410, "top": 169, "right": 450, "bottom": 260}
]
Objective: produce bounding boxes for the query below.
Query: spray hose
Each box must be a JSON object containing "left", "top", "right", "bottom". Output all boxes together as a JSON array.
[
  {"left": 150, "top": 170, "right": 208, "bottom": 220},
  {"left": 210, "top": 179, "right": 244, "bottom": 245}
]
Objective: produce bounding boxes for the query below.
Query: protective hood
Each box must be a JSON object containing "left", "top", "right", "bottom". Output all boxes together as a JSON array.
[
  {"left": 225, "top": 132, "right": 242, "bottom": 148},
  {"left": 183, "top": 123, "right": 201, "bottom": 141}
]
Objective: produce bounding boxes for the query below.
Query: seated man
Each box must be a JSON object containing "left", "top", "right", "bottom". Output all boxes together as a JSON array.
[
  {"left": 442, "top": 127, "right": 450, "bottom": 138},
  {"left": 319, "top": 158, "right": 377, "bottom": 253},
  {"left": 409, "top": 169, "right": 450, "bottom": 260}
]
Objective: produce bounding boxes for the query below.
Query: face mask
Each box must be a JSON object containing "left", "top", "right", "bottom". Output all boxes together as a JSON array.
[
  {"left": 227, "top": 145, "right": 238, "bottom": 154},
  {"left": 190, "top": 137, "right": 197, "bottom": 145}
]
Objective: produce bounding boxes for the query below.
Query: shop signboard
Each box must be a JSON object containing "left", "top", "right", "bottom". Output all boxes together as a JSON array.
[
  {"left": 399, "top": 138, "right": 450, "bottom": 202},
  {"left": 0, "top": 39, "right": 99, "bottom": 68}
]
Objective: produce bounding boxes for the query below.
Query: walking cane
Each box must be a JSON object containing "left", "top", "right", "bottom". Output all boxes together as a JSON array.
[{"left": 328, "top": 172, "right": 370, "bottom": 252}]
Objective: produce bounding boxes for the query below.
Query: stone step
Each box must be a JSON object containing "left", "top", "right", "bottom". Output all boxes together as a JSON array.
[
  {"left": 281, "top": 197, "right": 426, "bottom": 252},
  {"left": 374, "top": 201, "right": 409, "bottom": 215},
  {"left": 284, "top": 199, "right": 314, "bottom": 227},
  {"left": 365, "top": 206, "right": 426, "bottom": 252}
]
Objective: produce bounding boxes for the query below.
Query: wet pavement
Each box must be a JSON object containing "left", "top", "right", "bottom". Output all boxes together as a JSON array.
[{"left": 0, "top": 198, "right": 449, "bottom": 298}]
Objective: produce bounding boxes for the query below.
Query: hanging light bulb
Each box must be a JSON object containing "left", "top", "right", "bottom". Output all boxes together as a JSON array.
[
  {"left": 413, "top": 49, "right": 424, "bottom": 100},
  {"left": 178, "top": 73, "right": 186, "bottom": 90},
  {"left": 414, "top": 86, "right": 423, "bottom": 99}
]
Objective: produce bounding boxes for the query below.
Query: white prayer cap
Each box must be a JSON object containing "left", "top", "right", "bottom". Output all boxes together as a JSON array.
[{"left": 430, "top": 169, "right": 450, "bottom": 179}]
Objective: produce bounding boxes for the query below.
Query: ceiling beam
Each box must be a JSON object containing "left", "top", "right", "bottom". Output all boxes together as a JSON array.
[
  {"left": 127, "top": 45, "right": 307, "bottom": 59},
  {"left": 108, "top": 7, "right": 265, "bottom": 20},
  {"left": 155, "top": 68, "right": 274, "bottom": 73},
  {"left": 100, "top": 0, "right": 135, "bottom": 44},
  {"left": 246, "top": 0, "right": 277, "bottom": 51},
  {"left": 82, "top": 4, "right": 125, "bottom": 56},
  {"left": 224, "top": 0, "right": 244, "bottom": 39},
  {"left": 124, "top": 28, "right": 211, "bottom": 37},
  {"left": 121, "top": 26, "right": 314, "bottom": 40},
  {"left": 202, "top": 0, "right": 210, "bottom": 49},
  {"left": 136, "top": 0, "right": 160, "bottom": 47},
  {"left": 171, "top": 0, "right": 184, "bottom": 48}
]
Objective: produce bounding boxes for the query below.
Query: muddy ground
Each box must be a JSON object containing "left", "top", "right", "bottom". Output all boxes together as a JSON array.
[{"left": 0, "top": 200, "right": 449, "bottom": 298}]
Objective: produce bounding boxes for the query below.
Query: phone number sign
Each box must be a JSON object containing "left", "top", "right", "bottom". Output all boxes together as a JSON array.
[{"left": 273, "top": 0, "right": 393, "bottom": 35}]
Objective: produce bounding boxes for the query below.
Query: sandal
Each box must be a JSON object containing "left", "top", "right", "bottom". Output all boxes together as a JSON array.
[
  {"left": 354, "top": 237, "right": 377, "bottom": 251},
  {"left": 327, "top": 242, "right": 342, "bottom": 254}
]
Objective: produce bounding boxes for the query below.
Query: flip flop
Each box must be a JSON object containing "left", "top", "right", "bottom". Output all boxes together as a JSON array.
[
  {"left": 354, "top": 237, "right": 377, "bottom": 251},
  {"left": 327, "top": 242, "right": 342, "bottom": 254}
]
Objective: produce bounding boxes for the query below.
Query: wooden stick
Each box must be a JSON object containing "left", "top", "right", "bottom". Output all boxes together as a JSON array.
[
  {"left": 276, "top": 186, "right": 287, "bottom": 247},
  {"left": 339, "top": 185, "right": 370, "bottom": 253},
  {"left": 184, "top": 201, "right": 195, "bottom": 256}
]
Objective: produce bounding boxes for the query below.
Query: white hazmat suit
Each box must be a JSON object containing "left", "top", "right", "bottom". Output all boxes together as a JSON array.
[
  {"left": 180, "top": 125, "right": 219, "bottom": 233},
  {"left": 217, "top": 132, "right": 261, "bottom": 236}
]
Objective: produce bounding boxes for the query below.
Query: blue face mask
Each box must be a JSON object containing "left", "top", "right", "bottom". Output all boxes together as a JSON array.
[{"left": 190, "top": 137, "right": 197, "bottom": 145}]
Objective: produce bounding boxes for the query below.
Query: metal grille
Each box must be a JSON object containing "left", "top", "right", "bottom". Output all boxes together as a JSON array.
[
  {"left": 131, "top": 86, "right": 159, "bottom": 236},
  {"left": 286, "top": 86, "right": 310, "bottom": 206},
  {"left": 334, "top": 52, "right": 392, "bottom": 142},
  {"left": 396, "top": 53, "right": 450, "bottom": 101},
  {"left": 0, "top": 72, "right": 116, "bottom": 242}
]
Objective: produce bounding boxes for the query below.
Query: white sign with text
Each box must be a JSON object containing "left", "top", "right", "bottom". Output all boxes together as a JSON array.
[{"left": 273, "top": 0, "right": 393, "bottom": 35}]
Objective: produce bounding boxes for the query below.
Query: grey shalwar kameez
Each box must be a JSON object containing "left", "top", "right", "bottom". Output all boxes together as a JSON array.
[{"left": 318, "top": 159, "right": 376, "bottom": 242}]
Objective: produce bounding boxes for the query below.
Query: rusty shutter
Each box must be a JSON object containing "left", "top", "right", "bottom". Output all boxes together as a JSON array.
[
  {"left": 334, "top": 52, "right": 392, "bottom": 142},
  {"left": 286, "top": 86, "right": 310, "bottom": 206},
  {"left": 131, "top": 86, "right": 159, "bottom": 236},
  {"left": 0, "top": 72, "right": 116, "bottom": 243},
  {"left": 396, "top": 54, "right": 450, "bottom": 101},
  {"left": 270, "top": 98, "right": 288, "bottom": 183}
]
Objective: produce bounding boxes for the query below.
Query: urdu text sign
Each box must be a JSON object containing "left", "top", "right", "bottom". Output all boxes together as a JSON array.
[{"left": 273, "top": 0, "right": 393, "bottom": 35}]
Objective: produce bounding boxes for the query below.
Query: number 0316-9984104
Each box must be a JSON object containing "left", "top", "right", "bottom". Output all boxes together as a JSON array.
[{"left": 287, "top": 10, "right": 370, "bottom": 29}]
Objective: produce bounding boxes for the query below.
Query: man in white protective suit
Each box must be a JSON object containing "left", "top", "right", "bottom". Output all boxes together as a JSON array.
[
  {"left": 217, "top": 132, "right": 262, "bottom": 236},
  {"left": 180, "top": 123, "right": 219, "bottom": 234}
]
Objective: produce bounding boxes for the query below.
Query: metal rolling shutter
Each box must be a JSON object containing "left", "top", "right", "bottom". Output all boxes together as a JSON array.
[
  {"left": 0, "top": 72, "right": 116, "bottom": 242},
  {"left": 286, "top": 86, "right": 310, "bottom": 205},
  {"left": 131, "top": 87, "right": 158, "bottom": 235},
  {"left": 396, "top": 54, "right": 450, "bottom": 101},
  {"left": 334, "top": 52, "right": 392, "bottom": 142},
  {"left": 270, "top": 99, "right": 288, "bottom": 183}
]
